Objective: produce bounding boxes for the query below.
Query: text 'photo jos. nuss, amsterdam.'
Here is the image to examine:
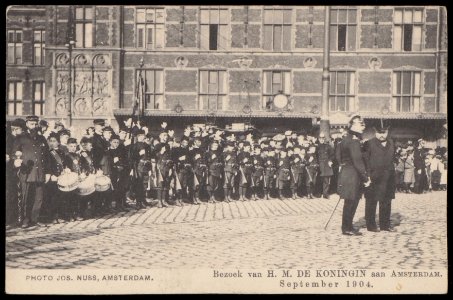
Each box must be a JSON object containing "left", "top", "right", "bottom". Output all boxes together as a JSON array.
[{"left": 5, "top": 5, "right": 448, "bottom": 294}]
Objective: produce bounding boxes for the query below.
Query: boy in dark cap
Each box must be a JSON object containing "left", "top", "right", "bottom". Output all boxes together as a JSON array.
[{"left": 63, "top": 137, "right": 83, "bottom": 221}]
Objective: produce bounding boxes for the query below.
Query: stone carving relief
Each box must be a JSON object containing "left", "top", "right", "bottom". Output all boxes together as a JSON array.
[
  {"left": 368, "top": 56, "right": 382, "bottom": 70},
  {"left": 56, "top": 53, "right": 70, "bottom": 66},
  {"left": 74, "top": 54, "right": 89, "bottom": 66},
  {"left": 56, "top": 98, "right": 68, "bottom": 115},
  {"left": 74, "top": 98, "right": 90, "bottom": 116},
  {"left": 175, "top": 56, "right": 189, "bottom": 69},
  {"left": 93, "top": 98, "right": 108, "bottom": 114},
  {"left": 303, "top": 57, "right": 317, "bottom": 68},
  {"left": 93, "top": 72, "right": 109, "bottom": 95},
  {"left": 56, "top": 72, "right": 70, "bottom": 95},
  {"left": 74, "top": 72, "right": 92, "bottom": 95}
]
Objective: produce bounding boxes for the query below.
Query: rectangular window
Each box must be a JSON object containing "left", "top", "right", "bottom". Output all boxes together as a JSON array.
[
  {"left": 392, "top": 71, "right": 421, "bottom": 112},
  {"left": 7, "top": 30, "right": 22, "bottom": 64},
  {"left": 33, "top": 30, "right": 45, "bottom": 65},
  {"left": 200, "top": 7, "right": 229, "bottom": 51},
  {"left": 32, "top": 81, "right": 46, "bottom": 116},
  {"left": 75, "top": 6, "right": 94, "bottom": 48},
  {"left": 136, "top": 8, "right": 165, "bottom": 49},
  {"left": 330, "top": 8, "right": 357, "bottom": 51},
  {"left": 7, "top": 81, "right": 23, "bottom": 116},
  {"left": 263, "top": 8, "right": 292, "bottom": 51},
  {"left": 199, "top": 70, "right": 227, "bottom": 110},
  {"left": 138, "top": 69, "right": 164, "bottom": 110},
  {"left": 394, "top": 8, "right": 423, "bottom": 51},
  {"left": 262, "top": 70, "right": 291, "bottom": 108},
  {"left": 329, "top": 71, "right": 355, "bottom": 112}
]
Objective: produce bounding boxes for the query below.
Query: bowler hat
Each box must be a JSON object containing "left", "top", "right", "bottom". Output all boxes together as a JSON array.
[
  {"left": 26, "top": 115, "right": 39, "bottom": 122},
  {"left": 93, "top": 119, "right": 105, "bottom": 126}
]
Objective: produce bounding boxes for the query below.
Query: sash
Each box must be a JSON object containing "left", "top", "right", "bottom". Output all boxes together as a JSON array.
[{"left": 50, "top": 149, "right": 64, "bottom": 173}]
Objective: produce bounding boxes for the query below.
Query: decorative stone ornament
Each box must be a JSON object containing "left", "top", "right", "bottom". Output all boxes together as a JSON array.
[
  {"left": 233, "top": 56, "right": 253, "bottom": 69},
  {"left": 303, "top": 57, "right": 317, "bottom": 68},
  {"left": 174, "top": 104, "right": 183, "bottom": 113},
  {"left": 242, "top": 104, "right": 252, "bottom": 114},
  {"left": 175, "top": 56, "right": 188, "bottom": 68},
  {"left": 368, "top": 56, "right": 382, "bottom": 70}
]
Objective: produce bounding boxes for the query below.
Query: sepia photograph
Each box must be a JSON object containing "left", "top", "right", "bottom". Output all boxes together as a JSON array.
[{"left": 5, "top": 5, "right": 448, "bottom": 294}]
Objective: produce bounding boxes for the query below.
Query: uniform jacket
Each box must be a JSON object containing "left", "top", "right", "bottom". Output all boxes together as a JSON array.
[
  {"left": 13, "top": 130, "right": 50, "bottom": 182},
  {"left": 337, "top": 133, "right": 368, "bottom": 200},
  {"left": 207, "top": 150, "right": 223, "bottom": 177}
]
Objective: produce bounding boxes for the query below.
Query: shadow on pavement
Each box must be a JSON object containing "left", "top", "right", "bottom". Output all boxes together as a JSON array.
[
  {"left": 354, "top": 212, "right": 404, "bottom": 229},
  {"left": 6, "top": 229, "right": 103, "bottom": 254}
]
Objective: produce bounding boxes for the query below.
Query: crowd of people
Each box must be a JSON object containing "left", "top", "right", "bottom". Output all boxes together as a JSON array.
[{"left": 5, "top": 115, "right": 447, "bottom": 230}]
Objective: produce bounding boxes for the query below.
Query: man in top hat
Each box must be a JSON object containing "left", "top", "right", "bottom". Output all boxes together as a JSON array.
[
  {"left": 413, "top": 138, "right": 427, "bottom": 194},
  {"left": 337, "top": 114, "right": 370, "bottom": 236},
  {"left": 363, "top": 121, "right": 396, "bottom": 232},
  {"left": 317, "top": 132, "right": 335, "bottom": 199},
  {"left": 12, "top": 115, "right": 51, "bottom": 228}
]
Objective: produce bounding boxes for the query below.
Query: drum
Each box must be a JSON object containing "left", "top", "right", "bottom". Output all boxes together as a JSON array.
[
  {"left": 57, "top": 172, "right": 79, "bottom": 192},
  {"left": 95, "top": 175, "right": 112, "bottom": 192},
  {"left": 77, "top": 174, "right": 96, "bottom": 196}
]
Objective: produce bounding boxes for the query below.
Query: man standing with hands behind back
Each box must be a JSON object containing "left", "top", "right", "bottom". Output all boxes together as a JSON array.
[
  {"left": 337, "top": 115, "right": 370, "bottom": 236},
  {"left": 363, "top": 121, "right": 397, "bottom": 232}
]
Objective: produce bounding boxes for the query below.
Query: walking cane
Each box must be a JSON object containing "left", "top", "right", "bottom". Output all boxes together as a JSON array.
[{"left": 324, "top": 197, "right": 342, "bottom": 230}]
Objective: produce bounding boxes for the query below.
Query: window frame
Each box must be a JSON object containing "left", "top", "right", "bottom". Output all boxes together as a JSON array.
[
  {"left": 7, "top": 30, "right": 23, "bottom": 64},
  {"left": 329, "top": 70, "right": 356, "bottom": 112},
  {"left": 198, "top": 69, "right": 228, "bottom": 110},
  {"left": 75, "top": 6, "right": 94, "bottom": 48},
  {"left": 137, "top": 69, "right": 164, "bottom": 110},
  {"left": 6, "top": 81, "right": 23, "bottom": 116},
  {"left": 199, "top": 7, "right": 229, "bottom": 51},
  {"left": 32, "top": 81, "right": 46, "bottom": 116},
  {"left": 393, "top": 8, "right": 424, "bottom": 52},
  {"left": 33, "top": 30, "right": 45, "bottom": 65},
  {"left": 262, "top": 7, "right": 292, "bottom": 51},
  {"left": 262, "top": 70, "right": 291, "bottom": 109},
  {"left": 392, "top": 70, "right": 422, "bottom": 112},
  {"left": 330, "top": 7, "right": 357, "bottom": 52},
  {"left": 135, "top": 7, "right": 165, "bottom": 50}
]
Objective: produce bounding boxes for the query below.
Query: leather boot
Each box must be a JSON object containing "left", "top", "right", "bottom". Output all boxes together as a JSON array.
[{"left": 292, "top": 189, "right": 297, "bottom": 200}]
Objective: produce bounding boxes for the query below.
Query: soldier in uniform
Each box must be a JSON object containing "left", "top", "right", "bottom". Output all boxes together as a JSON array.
[
  {"left": 317, "top": 133, "right": 334, "bottom": 199},
  {"left": 107, "top": 134, "right": 129, "bottom": 212},
  {"left": 79, "top": 136, "right": 97, "bottom": 217},
  {"left": 13, "top": 115, "right": 51, "bottom": 228},
  {"left": 6, "top": 119, "right": 24, "bottom": 227},
  {"left": 290, "top": 146, "right": 306, "bottom": 199},
  {"left": 206, "top": 141, "right": 223, "bottom": 203},
  {"left": 251, "top": 145, "right": 265, "bottom": 200},
  {"left": 129, "top": 129, "right": 152, "bottom": 209},
  {"left": 337, "top": 115, "right": 370, "bottom": 236},
  {"left": 264, "top": 148, "right": 277, "bottom": 199},
  {"left": 305, "top": 146, "right": 319, "bottom": 199},
  {"left": 363, "top": 123, "right": 397, "bottom": 232},
  {"left": 46, "top": 132, "right": 67, "bottom": 223},
  {"left": 92, "top": 119, "right": 106, "bottom": 169},
  {"left": 222, "top": 140, "right": 238, "bottom": 202},
  {"left": 155, "top": 132, "right": 173, "bottom": 208},
  {"left": 191, "top": 138, "right": 206, "bottom": 204},
  {"left": 174, "top": 138, "right": 194, "bottom": 205},
  {"left": 63, "top": 137, "right": 83, "bottom": 221},
  {"left": 237, "top": 141, "right": 253, "bottom": 201},
  {"left": 277, "top": 148, "right": 291, "bottom": 199}
]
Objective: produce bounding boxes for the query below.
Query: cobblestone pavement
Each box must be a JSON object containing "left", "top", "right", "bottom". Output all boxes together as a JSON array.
[{"left": 5, "top": 191, "right": 447, "bottom": 269}]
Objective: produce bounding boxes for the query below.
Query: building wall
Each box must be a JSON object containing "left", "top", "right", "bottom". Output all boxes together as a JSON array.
[{"left": 6, "top": 5, "right": 447, "bottom": 132}]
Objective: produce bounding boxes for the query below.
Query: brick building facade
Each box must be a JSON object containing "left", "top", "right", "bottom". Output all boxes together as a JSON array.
[{"left": 6, "top": 5, "right": 448, "bottom": 142}]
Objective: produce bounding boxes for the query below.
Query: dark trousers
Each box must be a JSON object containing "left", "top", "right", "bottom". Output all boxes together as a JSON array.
[
  {"left": 366, "top": 196, "right": 392, "bottom": 230},
  {"left": 19, "top": 177, "right": 44, "bottom": 225},
  {"left": 341, "top": 197, "right": 360, "bottom": 233},
  {"left": 413, "top": 169, "right": 426, "bottom": 193},
  {"left": 321, "top": 176, "right": 331, "bottom": 197},
  {"left": 46, "top": 182, "right": 65, "bottom": 220},
  {"left": 6, "top": 174, "right": 18, "bottom": 225}
]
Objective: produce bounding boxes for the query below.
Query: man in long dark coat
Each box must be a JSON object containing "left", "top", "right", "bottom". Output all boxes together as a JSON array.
[
  {"left": 12, "top": 116, "right": 51, "bottom": 228},
  {"left": 337, "top": 115, "right": 370, "bottom": 236},
  {"left": 363, "top": 124, "right": 397, "bottom": 232},
  {"left": 317, "top": 133, "right": 334, "bottom": 199}
]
